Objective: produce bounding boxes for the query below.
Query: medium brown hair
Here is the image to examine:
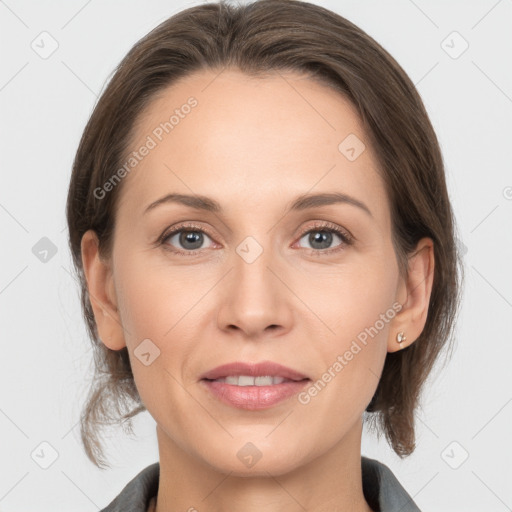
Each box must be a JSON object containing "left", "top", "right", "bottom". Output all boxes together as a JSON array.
[{"left": 66, "top": 0, "right": 464, "bottom": 469}]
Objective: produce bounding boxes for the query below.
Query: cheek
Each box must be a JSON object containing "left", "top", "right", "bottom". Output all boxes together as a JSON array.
[
  {"left": 308, "top": 248, "right": 398, "bottom": 343},
  {"left": 302, "top": 250, "right": 398, "bottom": 403},
  {"left": 112, "top": 260, "right": 197, "bottom": 425},
  {"left": 113, "top": 248, "right": 198, "bottom": 342},
  {"left": 111, "top": 248, "right": 212, "bottom": 390}
]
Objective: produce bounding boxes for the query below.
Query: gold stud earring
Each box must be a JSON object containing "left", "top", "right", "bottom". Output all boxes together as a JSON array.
[{"left": 396, "top": 332, "right": 407, "bottom": 349}]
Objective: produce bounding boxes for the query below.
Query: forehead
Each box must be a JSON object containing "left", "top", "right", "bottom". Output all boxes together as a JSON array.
[{"left": 115, "top": 68, "right": 388, "bottom": 224}]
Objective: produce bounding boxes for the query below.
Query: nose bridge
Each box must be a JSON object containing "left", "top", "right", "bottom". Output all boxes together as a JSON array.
[
  {"left": 233, "top": 233, "right": 279, "bottom": 309},
  {"left": 216, "top": 230, "right": 292, "bottom": 336}
]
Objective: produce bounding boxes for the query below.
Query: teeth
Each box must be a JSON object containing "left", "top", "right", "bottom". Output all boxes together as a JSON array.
[{"left": 214, "top": 375, "right": 287, "bottom": 386}]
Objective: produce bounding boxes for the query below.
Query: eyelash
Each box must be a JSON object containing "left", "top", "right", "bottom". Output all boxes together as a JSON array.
[{"left": 157, "top": 221, "right": 354, "bottom": 257}]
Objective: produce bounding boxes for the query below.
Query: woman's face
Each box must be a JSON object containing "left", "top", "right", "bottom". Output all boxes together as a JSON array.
[{"left": 93, "top": 68, "right": 413, "bottom": 475}]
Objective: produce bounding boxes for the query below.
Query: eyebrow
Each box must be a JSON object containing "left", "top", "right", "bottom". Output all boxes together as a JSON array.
[{"left": 143, "top": 191, "right": 372, "bottom": 218}]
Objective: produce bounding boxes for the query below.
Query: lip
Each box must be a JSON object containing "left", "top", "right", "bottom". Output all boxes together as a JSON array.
[
  {"left": 201, "top": 379, "right": 310, "bottom": 410},
  {"left": 199, "top": 361, "right": 310, "bottom": 411},
  {"left": 199, "top": 361, "right": 309, "bottom": 381}
]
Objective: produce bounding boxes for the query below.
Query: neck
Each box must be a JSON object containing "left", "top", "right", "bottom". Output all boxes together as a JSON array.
[{"left": 153, "top": 418, "right": 374, "bottom": 512}]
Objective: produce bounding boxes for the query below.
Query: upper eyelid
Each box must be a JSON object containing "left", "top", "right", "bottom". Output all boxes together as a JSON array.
[{"left": 161, "top": 221, "right": 347, "bottom": 235}]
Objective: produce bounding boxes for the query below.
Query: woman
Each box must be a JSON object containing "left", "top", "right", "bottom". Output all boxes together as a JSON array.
[{"left": 66, "top": 0, "right": 463, "bottom": 510}]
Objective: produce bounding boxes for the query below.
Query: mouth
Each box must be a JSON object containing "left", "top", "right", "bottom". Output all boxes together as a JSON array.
[{"left": 199, "top": 361, "right": 311, "bottom": 410}]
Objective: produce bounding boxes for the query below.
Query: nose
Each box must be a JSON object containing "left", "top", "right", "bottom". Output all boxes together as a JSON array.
[{"left": 216, "top": 241, "right": 293, "bottom": 340}]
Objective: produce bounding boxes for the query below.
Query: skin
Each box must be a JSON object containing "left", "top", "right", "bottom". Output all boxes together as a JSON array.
[{"left": 81, "top": 68, "right": 434, "bottom": 512}]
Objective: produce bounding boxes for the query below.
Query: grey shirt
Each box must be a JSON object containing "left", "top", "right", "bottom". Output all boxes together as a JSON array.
[{"left": 99, "top": 456, "right": 421, "bottom": 512}]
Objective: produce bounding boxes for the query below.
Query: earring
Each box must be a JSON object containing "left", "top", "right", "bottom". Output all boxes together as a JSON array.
[{"left": 396, "top": 332, "right": 407, "bottom": 349}]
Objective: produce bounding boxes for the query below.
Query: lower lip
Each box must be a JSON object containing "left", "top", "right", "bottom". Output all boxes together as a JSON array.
[{"left": 201, "top": 379, "right": 310, "bottom": 410}]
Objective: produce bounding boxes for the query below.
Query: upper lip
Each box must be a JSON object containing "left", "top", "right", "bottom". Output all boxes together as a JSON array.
[{"left": 200, "top": 361, "right": 310, "bottom": 381}]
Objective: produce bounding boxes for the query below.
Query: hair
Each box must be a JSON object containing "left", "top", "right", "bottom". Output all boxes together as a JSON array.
[{"left": 66, "top": 0, "right": 464, "bottom": 469}]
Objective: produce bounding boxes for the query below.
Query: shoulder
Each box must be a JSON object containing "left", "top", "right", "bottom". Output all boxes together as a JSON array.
[
  {"left": 362, "top": 456, "right": 422, "bottom": 512},
  {"left": 99, "top": 462, "right": 160, "bottom": 512}
]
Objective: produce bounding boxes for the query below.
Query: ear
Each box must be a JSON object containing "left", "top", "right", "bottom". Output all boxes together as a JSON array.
[
  {"left": 387, "top": 237, "right": 435, "bottom": 352},
  {"left": 81, "top": 229, "right": 126, "bottom": 350}
]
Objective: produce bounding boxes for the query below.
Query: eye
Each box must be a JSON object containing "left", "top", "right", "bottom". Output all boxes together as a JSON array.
[
  {"left": 158, "top": 221, "right": 353, "bottom": 257},
  {"left": 296, "top": 222, "right": 353, "bottom": 254},
  {"left": 160, "top": 223, "right": 215, "bottom": 256}
]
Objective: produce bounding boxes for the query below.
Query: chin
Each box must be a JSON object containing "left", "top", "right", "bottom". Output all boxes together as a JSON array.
[{"left": 196, "top": 437, "right": 310, "bottom": 477}]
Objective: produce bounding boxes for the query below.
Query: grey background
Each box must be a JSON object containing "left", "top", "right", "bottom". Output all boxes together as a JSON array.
[{"left": 0, "top": 0, "right": 511, "bottom": 510}]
